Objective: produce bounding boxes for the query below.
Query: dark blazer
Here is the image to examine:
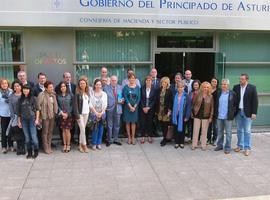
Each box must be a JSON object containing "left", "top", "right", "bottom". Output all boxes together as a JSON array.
[
  {"left": 233, "top": 84, "right": 258, "bottom": 118},
  {"left": 33, "top": 84, "right": 43, "bottom": 97},
  {"left": 156, "top": 88, "right": 173, "bottom": 114},
  {"left": 22, "top": 81, "right": 35, "bottom": 89},
  {"left": 140, "top": 85, "right": 157, "bottom": 111},
  {"left": 215, "top": 90, "right": 237, "bottom": 120},
  {"left": 152, "top": 78, "right": 160, "bottom": 90},
  {"left": 73, "top": 93, "right": 89, "bottom": 119},
  {"left": 212, "top": 88, "right": 221, "bottom": 119}
]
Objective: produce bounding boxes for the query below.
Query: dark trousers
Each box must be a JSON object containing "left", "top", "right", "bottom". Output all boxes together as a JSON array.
[
  {"left": 37, "top": 128, "right": 43, "bottom": 150},
  {"left": 174, "top": 121, "right": 186, "bottom": 145},
  {"left": 160, "top": 121, "right": 169, "bottom": 140},
  {"left": 152, "top": 115, "right": 160, "bottom": 137},
  {"left": 207, "top": 119, "right": 217, "bottom": 142},
  {"left": 185, "top": 118, "right": 193, "bottom": 138},
  {"left": 140, "top": 110, "right": 154, "bottom": 137},
  {"left": 1, "top": 117, "right": 12, "bottom": 148}
]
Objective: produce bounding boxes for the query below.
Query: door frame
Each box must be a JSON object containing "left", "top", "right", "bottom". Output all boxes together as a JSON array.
[{"left": 152, "top": 30, "right": 219, "bottom": 73}]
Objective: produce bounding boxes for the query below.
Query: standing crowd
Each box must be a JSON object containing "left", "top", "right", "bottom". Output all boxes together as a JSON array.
[{"left": 0, "top": 67, "right": 258, "bottom": 159}]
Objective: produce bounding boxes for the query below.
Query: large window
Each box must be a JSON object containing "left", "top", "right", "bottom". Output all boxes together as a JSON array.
[
  {"left": 157, "top": 31, "right": 214, "bottom": 48},
  {"left": 75, "top": 30, "right": 151, "bottom": 83},
  {"left": 0, "top": 31, "right": 24, "bottom": 81}
]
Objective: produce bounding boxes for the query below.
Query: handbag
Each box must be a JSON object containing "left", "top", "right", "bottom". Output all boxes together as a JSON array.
[
  {"left": 86, "top": 112, "right": 106, "bottom": 131},
  {"left": 9, "top": 126, "right": 24, "bottom": 141}
]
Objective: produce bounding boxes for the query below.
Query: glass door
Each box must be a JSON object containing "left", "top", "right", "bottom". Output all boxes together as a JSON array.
[
  {"left": 183, "top": 52, "right": 215, "bottom": 82},
  {"left": 215, "top": 52, "right": 226, "bottom": 80},
  {"left": 155, "top": 52, "right": 184, "bottom": 80}
]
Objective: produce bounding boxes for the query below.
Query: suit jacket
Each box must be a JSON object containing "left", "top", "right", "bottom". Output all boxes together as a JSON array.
[
  {"left": 140, "top": 85, "right": 157, "bottom": 111},
  {"left": 152, "top": 78, "right": 160, "bottom": 90},
  {"left": 22, "top": 81, "right": 35, "bottom": 89},
  {"left": 33, "top": 84, "right": 44, "bottom": 97},
  {"left": 233, "top": 83, "right": 258, "bottom": 118},
  {"left": 103, "top": 84, "right": 123, "bottom": 114}
]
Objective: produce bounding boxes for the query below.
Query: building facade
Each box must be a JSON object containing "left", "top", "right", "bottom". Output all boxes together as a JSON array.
[{"left": 0, "top": 0, "right": 269, "bottom": 125}]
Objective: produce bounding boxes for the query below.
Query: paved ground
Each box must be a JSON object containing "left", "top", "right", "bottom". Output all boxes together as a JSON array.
[{"left": 1, "top": 133, "right": 270, "bottom": 200}]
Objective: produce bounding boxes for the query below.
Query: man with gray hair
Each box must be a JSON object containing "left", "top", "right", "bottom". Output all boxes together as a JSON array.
[
  {"left": 17, "top": 71, "right": 35, "bottom": 88},
  {"left": 103, "top": 75, "right": 124, "bottom": 146},
  {"left": 214, "top": 79, "right": 237, "bottom": 154}
]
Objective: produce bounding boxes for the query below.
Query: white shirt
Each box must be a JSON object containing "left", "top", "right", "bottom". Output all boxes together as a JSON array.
[
  {"left": 39, "top": 83, "right": 45, "bottom": 92},
  {"left": 184, "top": 79, "right": 193, "bottom": 94},
  {"left": 239, "top": 84, "right": 247, "bottom": 109},
  {"left": 82, "top": 94, "right": 90, "bottom": 114},
  {"left": 146, "top": 87, "right": 151, "bottom": 98}
]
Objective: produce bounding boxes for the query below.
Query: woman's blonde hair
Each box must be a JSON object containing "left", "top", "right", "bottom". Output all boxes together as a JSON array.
[
  {"left": 176, "top": 80, "right": 185, "bottom": 89},
  {"left": 0, "top": 78, "right": 10, "bottom": 89},
  {"left": 160, "top": 77, "right": 170, "bottom": 89},
  {"left": 199, "top": 81, "right": 212, "bottom": 96}
]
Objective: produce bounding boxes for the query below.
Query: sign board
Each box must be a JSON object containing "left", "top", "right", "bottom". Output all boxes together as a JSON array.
[{"left": 1, "top": 0, "right": 270, "bottom": 30}]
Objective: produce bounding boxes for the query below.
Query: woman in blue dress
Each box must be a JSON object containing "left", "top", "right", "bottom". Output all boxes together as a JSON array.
[{"left": 123, "top": 72, "right": 141, "bottom": 145}]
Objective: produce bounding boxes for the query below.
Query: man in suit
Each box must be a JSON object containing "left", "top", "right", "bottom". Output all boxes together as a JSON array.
[
  {"left": 103, "top": 75, "right": 123, "bottom": 146},
  {"left": 183, "top": 69, "right": 194, "bottom": 94},
  {"left": 233, "top": 73, "right": 258, "bottom": 156},
  {"left": 33, "top": 72, "right": 47, "bottom": 97},
  {"left": 17, "top": 71, "right": 35, "bottom": 88},
  {"left": 150, "top": 68, "right": 160, "bottom": 90}
]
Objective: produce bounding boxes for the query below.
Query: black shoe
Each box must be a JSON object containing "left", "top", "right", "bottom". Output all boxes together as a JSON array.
[
  {"left": 16, "top": 146, "right": 21, "bottom": 155},
  {"left": 180, "top": 144, "right": 184, "bottom": 149},
  {"left": 51, "top": 143, "right": 57, "bottom": 148},
  {"left": 21, "top": 147, "right": 26, "bottom": 155},
  {"left": 174, "top": 144, "right": 180, "bottom": 149},
  {"left": 113, "top": 141, "right": 122, "bottom": 146},
  {"left": 106, "top": 142, "right": 111, "bottom": 147},
  {"left": 32, "top": 149, "right": 39, "bottom": 159},
  {"left": 160, "top": 140, "right": 166, "bottom": 147},
  {"left": 26, "top": 149, "right": 32, "bottom": 159},
  {"left": 214, "top": 146, "right": 223, "bottom": 151}
]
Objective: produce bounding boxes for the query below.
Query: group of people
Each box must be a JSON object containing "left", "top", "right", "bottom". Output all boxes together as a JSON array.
[{"left": 0, "top": 67, "right": 258, "bottom": 159}]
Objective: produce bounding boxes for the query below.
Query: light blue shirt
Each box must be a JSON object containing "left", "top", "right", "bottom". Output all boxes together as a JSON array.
[
  {"left": 218, "top": 91, "right": 229, "bottom": 120},
  {"left": 0, "top": 89, "right": 12, "bottom": 117}
]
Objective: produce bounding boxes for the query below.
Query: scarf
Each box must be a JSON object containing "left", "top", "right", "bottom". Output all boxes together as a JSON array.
[{"left": 172, "top": 92, "right": 186, "bottom": 132}]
